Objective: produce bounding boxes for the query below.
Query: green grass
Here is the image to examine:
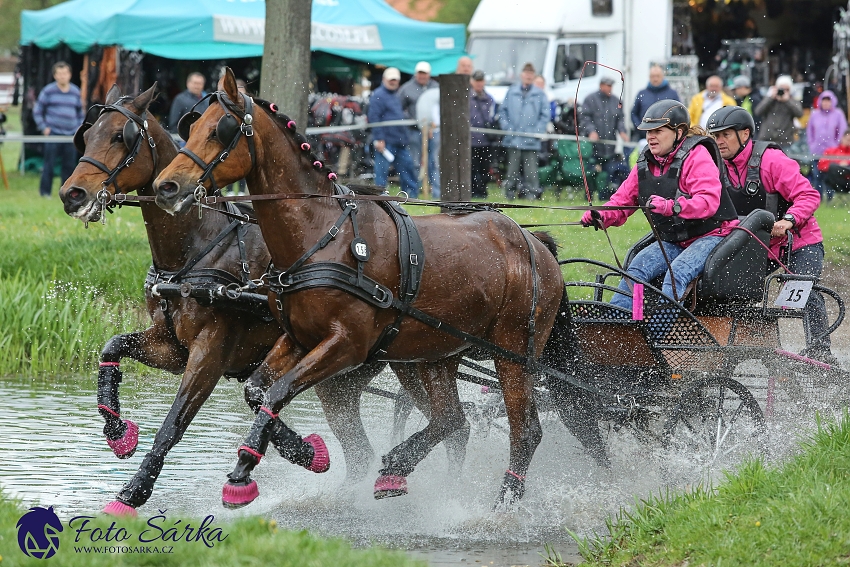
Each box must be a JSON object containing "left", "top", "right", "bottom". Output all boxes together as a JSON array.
[
  {"left": 574, "top": 411, "right": 850, "bottom": 566},
  {"left": 0, "top": 491, "right": 424, "bottom": 567}
]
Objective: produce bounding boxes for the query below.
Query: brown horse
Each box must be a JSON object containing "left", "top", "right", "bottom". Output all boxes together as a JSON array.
[
  {"left": 153, "top": 68, "right": 566, "bottom": 507},
  {"left": 59, "top": 84, "right": 417, "bottom": 516}
]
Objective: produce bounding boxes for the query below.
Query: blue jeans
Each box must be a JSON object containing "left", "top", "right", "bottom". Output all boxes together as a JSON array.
[
  {"left": 427, "top": 131, "right": 440, "bottom": 199},
  {"left": 407, "top": 129, "right": 422, "bottom": 178},
  {"left": 810, "top": 159, "right": 833, "bottom": 201},
  {"left": 40, "top": 139, "right": 78, "bottom": 197},
  {"left": 611, "top": 236, "right": 724, "bottom": 309},
  {"left": 373, "top": 142, "right": 419, "bottom": 198},
  {"left": 770, "top": 242, "right": 829, "bottom": 351}
]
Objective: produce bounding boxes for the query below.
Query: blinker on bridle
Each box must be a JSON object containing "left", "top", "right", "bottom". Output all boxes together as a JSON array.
[
  {"left": 176, "top": 90, "right": 257, "bottom": 217},
  {"left": 74, "top": 97, "right": 159, "bottom": 213}
]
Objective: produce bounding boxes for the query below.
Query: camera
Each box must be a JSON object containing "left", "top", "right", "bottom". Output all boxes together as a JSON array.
[{"left": 777, "top": 88, "right": 786, "bottom": 96}]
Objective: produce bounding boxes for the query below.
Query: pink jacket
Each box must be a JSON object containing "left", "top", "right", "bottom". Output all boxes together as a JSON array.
[
  {"left": 597, "top": 139, "right": 739, "bottom": 247},
  {"left": 724, "top": 142, "right": 822, "bottom": 257}
]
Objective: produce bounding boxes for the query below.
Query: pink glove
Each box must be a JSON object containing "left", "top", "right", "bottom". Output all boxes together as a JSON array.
[
  {"left": 648, "top": 195, "right": 676, "bottom": 217},
  {"left": 581, "top": 210, "right": 602, "bottom": 229}
]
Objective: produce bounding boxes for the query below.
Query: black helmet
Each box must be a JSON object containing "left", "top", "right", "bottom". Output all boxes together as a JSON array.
[
  {"left": 705, "top": 106, "right": 755, "bottom": 135},
  {"left": 637, "top": 100, "right": 690, "bottom": 132}
]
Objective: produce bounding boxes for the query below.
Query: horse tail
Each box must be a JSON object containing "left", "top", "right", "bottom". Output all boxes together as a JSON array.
[
  {"left": 530, "top": 230, "right": 558, "bottom": 259},
  {"left": 539, "top": 289, "right": 610, "bottom": 467}
]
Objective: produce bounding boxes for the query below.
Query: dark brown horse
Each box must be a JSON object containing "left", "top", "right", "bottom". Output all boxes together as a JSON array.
[
  {"left": 153, "top": 68, "right": 566, "bottom": 507},
  {"left": 59, "top": 84, "right": 417, "bottom": 516}
]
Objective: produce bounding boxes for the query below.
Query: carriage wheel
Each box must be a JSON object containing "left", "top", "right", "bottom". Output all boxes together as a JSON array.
[{"left": 662, "top": 375, "right": 766, "bottom": 473}]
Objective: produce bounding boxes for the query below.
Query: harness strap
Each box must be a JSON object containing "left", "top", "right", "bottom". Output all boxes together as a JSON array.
[
  {"left": 273, "top": 204, "right": 356, "bottom": 279},
  {"left": 269, "top": 262, "right": 394, "bottom": 308},
  {"left": 367, "top": 201, "right": 425, "bottom": 361},
  {"left": 519, "top": 229, "right": 540, "bottom": 362},
  {"left": 166, "top": 217, "right": 243, "bottom": 283},
  {"left": 233, "top": 208, "right": 252, "bottom": 286}
]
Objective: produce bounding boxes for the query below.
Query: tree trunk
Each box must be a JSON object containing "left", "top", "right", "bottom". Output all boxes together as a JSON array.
[
  {"left": 261, "top": 0, "right": 312, "bottom": 130},
  {"left": 439, "top": 74, "right": 471, "bottom": 203}
]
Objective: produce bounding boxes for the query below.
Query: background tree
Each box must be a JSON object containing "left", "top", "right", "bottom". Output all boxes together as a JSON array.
[
  {"left": 1, "top": 0, "right": 65, "bottom": 55},
  {"left": 261, "top": 0, "right": 312, "bottom": 130},
  {"left": 435, "top": 0, "right": 480, "bottom": 26}
]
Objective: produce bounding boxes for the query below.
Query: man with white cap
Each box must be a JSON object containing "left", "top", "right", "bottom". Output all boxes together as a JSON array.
[
  {"left": 367, "top": 67, "right": 419, "bottom": 196},
  {"left": 755, "top": 74, "right": 803, "bottom": 148},
  {"left": 398, "top": 61, "right": 438, "bottom": 179}
]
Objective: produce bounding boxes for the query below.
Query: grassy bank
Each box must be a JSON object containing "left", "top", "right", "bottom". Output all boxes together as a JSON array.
[
  {"left": 3, "top": 122, "right": 850, "bottom": 375},
  {"left": 0, "top": 491, "right": 423, "bottom": 567},
  {"left": 573, "top": 411, "right": 850, "bottom": 566}
]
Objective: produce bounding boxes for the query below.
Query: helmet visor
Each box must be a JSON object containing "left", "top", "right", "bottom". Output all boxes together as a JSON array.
[{"left": 637, "top": 117, "right": 671, "bottom": 131}]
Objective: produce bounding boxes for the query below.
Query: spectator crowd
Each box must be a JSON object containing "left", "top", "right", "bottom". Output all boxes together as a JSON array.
[{"left": 26, "top": 57, "right": 850, "bottom": 204}]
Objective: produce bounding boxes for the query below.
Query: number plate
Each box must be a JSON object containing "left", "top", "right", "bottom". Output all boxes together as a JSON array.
[{"left": 774, "top": 280, "right": 813, "bottom": 309}]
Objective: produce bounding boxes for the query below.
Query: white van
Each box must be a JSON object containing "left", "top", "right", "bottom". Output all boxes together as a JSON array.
[{"left": 467, "top": 0, "right": 673, "bottom": 121}]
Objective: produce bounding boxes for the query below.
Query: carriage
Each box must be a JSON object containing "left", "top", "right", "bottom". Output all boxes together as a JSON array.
[{"left": 64, "top": 70, "right": 848, "bottom": 516}]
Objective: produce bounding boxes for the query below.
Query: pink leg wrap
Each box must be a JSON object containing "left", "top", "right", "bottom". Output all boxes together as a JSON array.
[
  {"left": 106, "top": 420, "right": 139, "bottom": 459},
  {"left": 303, "top": 433, "right": 330, "bottom": 473},
  {"left": 374, "top": 475, "right": 408, "bottom": 499},
  {"left": 222, "top": 480, "right": 259, "bottom": 508},
  {"left": 102, "top": 501, "right": 138, "bottom": 517}
]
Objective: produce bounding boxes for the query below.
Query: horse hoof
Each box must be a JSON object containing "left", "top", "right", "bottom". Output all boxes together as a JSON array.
[
  {"left": 103, "top": 500, "right": 137, "bottom": 517},
  {"left": 222, "top": 479, "right": 259, "bottom": 508},
  {"left": 107, "top": 420, "right": 139, "bottom": 459},
  {"left": 303, "top": 434, "right": 330, "bottom": 473},
  {"left": 374, "top": 475, "right": 408, "bottom": 499}
]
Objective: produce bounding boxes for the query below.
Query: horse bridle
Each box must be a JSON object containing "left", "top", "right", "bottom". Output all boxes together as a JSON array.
[
  {"left": 176, "top": 91, "right": 257, "bottom": 203},
  {"left": 74, "top": 98, "right": 159, "bottom": 203}
]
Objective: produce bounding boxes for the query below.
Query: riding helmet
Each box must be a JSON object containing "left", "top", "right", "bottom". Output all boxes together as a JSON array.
[
  {"left": 705, "top": 106, "right": 755, "bottom": 135},
  {"left": 637, "top": 100, "right": 690, "bottom": 132}
]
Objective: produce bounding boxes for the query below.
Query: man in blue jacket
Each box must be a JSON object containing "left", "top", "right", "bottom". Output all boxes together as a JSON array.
[
  {"left": 33, "top": 61, "right": 84, "bottom": 198},
  {"left": 630, "top": 64, "right": 680, "bottom": 140},
  {"left": 497, "top": 62, "right": 550, "bottom": 200},
  {"left": 367, "top": 67, "right": 419, "bottom": 197}
]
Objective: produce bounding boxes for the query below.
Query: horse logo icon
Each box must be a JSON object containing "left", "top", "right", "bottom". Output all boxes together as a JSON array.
[{"left": 17, "top": 506, "right": 63, "bottom": 559}]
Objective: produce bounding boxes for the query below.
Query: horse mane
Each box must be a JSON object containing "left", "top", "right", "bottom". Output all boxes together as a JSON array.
[
  {"left": 531, "top": 231, "right": 558, "bottom": 259},
  {"left": 253, "top": 98, "right": 339, "bottom": 183}
]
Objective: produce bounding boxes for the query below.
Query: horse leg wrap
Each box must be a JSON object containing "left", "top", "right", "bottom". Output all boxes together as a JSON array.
[
  {"left": 497, "top": 470, "right": 526, "bottom": 504},
  {"left": 116, "top": 453, "right": 165, "bottom": 508},
  {"left": 379, "top": 429, "right": 430, "bottom": 479},
  {"left": 243, "top": 378, "right": 265, "bottom": 414},
  {"left": 223, "top": 408, "right": 276, "bottom": 506},
  {"left": 97, "top": 363, "right": 139, "bottom": 458},
  {"left": 269, "top": 419, "right": 330, "bottom": 473},
  {"left": 374, "top": 475, "right": 408, "bottom": 499}
]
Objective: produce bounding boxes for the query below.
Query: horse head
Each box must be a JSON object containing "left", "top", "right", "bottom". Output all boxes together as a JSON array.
[
  {"left": 153, "top": 68, "right": 263, "bottom": 214},
  {"left": 60, "top": 83, "right": 167, "bottom": 222},
  {"left": 154, "top": 67, "right": 339, "bottom": 216}
]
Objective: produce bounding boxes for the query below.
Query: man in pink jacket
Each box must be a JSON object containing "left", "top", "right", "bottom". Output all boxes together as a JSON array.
[
  {"left": 706, "top": 106, "right": 835, "bottom": 365},
  {"left": 581, "top": 100, "right": 738, "bottom": 312}
]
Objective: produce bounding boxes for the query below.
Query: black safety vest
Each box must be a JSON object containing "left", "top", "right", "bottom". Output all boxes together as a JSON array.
[
  {"left": 636, "top": 135, "right": 738, "bottom": 243},
  {"left": 721, "top": 140, "right": 791, "bottom": 219}
]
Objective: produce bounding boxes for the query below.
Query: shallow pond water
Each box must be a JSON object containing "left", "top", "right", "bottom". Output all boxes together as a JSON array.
[{"left": 1, "top": 341, "right": 844, "bottom": 566}]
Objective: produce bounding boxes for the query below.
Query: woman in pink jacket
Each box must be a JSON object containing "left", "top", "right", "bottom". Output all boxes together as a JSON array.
[
  {"left": 581, "top": 100, "right": 738, "bottom": 311},
  {"left": 706, "top": 105, "right": 834, "bottom": 365}
]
